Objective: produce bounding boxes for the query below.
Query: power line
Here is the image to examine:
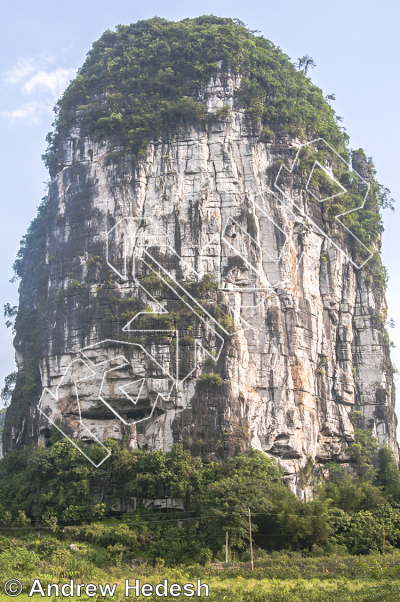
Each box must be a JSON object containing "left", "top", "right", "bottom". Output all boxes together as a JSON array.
[
  {"left": 0, "top": 510, "right": 333, "bottom": 531},
  {"left": 0, "top": 501, "right": 334, "bottom": 527}
]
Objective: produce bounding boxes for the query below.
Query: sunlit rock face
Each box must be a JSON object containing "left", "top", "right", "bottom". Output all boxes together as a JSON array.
[{"left": 3, "top": 72, "right": 397, "bottom": 489}]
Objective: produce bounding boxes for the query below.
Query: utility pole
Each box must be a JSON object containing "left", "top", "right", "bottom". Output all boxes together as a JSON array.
[
  {"left": 226, "top": 531, "right": 228, "bottom": 564},
  {"left": 248, "top": 508, "right": 253, "bottom": 571}
]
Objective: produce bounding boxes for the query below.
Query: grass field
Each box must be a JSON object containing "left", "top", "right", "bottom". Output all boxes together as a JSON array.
[
  {"left": 1, "top": 578, "right": 399, "bottom": 602},
  {"left": 1, "top": 553, "right": 400, "bottom": 601}
]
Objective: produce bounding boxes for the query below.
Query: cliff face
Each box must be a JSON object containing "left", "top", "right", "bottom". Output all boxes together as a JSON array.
[
  {"left": 3, "top": 68, "right": 397, "bottom": 485},
  {"left": 0, "top": 408, "right": 5, "bottom": 458}
]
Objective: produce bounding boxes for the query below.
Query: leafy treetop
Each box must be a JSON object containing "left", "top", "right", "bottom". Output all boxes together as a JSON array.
[{"left": 44, "top": 15, "right": 346, "bottom": 165}]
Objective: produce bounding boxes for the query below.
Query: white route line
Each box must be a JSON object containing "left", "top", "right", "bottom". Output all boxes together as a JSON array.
[
  {"left": 38, "top": 338, "right": 177, "bottom": 465},
  {"left": 39, "top": 137, "right": 373, "bottom": 466},
  {"left": 140, "top": 252, "right": 227, "bottom": 358},
  {"left": 81, "top": 339, "right": 175, "bottom": 381},
  {"left": 274, "top": 137, "right": 373, "bottom": 269},
  {"left": 219, "top": 188, "right": 305, "bottom": 310},
  {"left": 119, "top": 377, "right": 146, "bottom": 405},
  {"left": 97, "top": 355, "right": 155, "bottom": 426},
  {"left": 107, "top": 218, "right": 253, "bottom": 389},
  {"left": 38, "top": 358, "right": 111, "bottom": 468}
]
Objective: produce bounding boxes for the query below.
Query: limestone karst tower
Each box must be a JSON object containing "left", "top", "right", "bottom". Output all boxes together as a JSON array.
[{"left": 3, "top": 17, "right": 397, "bottom": 483}]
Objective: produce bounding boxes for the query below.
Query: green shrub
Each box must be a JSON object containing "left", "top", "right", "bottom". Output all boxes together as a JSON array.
[
  {"left": 0, "top": 547, "right": 41, "bottom": 572},
  {"left": 199, "top": 373, "right": 223, "bottom": 386},
  {"left": 35, "top": 536, "right": 65, "bottom": 558}
]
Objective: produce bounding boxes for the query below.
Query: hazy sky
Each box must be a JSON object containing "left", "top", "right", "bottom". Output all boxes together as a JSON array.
[{"left": 1, "top": 0, "right": 399, "bottom": 424}]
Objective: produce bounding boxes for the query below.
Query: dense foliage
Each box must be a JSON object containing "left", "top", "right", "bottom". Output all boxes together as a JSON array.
[
  {"left": 44, "top": 15, "right": 344, "bottom": 166},
  {"left": 1, "top": 430, "right": 400, "bottom": 565}
]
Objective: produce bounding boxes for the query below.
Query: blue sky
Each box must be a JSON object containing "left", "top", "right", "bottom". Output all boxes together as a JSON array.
[{"left": 1, "top": 0, "right": 399, "bottom": 423}]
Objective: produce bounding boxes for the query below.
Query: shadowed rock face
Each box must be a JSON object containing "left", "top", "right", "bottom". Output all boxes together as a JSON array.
[
  {"left": 3, "top": 71, "right": 397, "bottom": 490},
  {"left": 0, "top": 409, "right": 5, "bottom": 459}
]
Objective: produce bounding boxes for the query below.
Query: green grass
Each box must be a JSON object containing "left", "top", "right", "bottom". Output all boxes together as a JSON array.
[
  {"left": 2, "top": 536, "right": 400, "bottom": 601},
  {"left": 1, "top": 564, "right": 399, "bottom": 601},
  {"left": 1, "top": 580, "right": 397, "bottom": 602}
]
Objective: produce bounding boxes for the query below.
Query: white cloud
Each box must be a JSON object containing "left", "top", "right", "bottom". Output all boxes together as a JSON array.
[
  {"left": 5, "top": 55, "right": 57, "bottom": 85},
  {"left": 0, "top": 100, "right": 53, "bottom": 123},
  {"left": 22, "top": 67, "right": 76, "bottom": 97},
  {"left": 2, "top": 55, "right": 77, "bottom": 124},
  {"left": 5, "top": 58, "right": 37, "bottom": 85}
]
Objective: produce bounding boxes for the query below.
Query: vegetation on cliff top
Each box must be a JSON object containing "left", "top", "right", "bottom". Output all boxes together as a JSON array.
[
  {"left": 43, "top": 15, "right": 345, "bottom": 165},
  {"left": 42, "top": 15, "right": 393, "bottom": 278}
]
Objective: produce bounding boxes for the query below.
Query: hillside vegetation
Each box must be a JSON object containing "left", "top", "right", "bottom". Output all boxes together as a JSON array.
[
  {"left": 44, "top": 15, "right": 344, "bottom": 164},
  {"left": 1, "top": 430, "right": 400, "bottom": 563},
  {"left": 2, "top": 433, "right": 400, "bottom": 599}
]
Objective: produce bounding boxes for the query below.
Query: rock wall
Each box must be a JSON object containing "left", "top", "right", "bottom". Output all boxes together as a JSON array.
[
  {"left": 3, "top": 72, "right": 397, "bottom": 487},
  {"left": 0, "top": 408, "right": 5, "bottom": 459}
]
